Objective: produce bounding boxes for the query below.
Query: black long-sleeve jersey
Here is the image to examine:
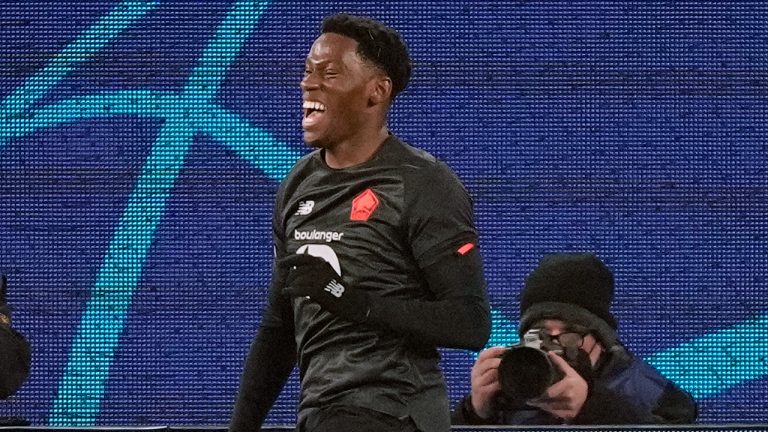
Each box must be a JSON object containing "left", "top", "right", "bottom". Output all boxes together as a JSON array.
[{"left": 231, "top": 135, "right": 491, "bottom": 432}]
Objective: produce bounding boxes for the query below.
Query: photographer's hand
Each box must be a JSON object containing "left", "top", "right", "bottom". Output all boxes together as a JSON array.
[
  {"left": 527, "top": 351, "right": 588, "bottom": 420},
  {"left": 470, "top": 346, "right": 505, "bottom": 420}
]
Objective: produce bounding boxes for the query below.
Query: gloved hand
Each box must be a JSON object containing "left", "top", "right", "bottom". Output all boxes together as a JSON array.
[
  {"left": 280, "top": 254, "right": 370, "bottom": 323},
  {"left": 0, "top": 274, "right": 11, "bottom": 326}
]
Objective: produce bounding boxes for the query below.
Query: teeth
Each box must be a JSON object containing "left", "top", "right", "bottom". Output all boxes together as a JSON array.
[{"left": 302, "top": 101, "right": 326, "bottom": 111}]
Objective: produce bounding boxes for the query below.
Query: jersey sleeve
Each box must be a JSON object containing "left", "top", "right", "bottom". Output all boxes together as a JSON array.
[
  {"left": 404, "top": 160, "right": 479, "bottom": 268},
  {"left": 229, "top": 187, "right": 296, "bottom": 431},
  {"left": 362, "top": 160, "right": 490, "bottom": 350}
]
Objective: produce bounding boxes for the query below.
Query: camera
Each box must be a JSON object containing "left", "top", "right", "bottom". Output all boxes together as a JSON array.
[{"left": 497, "top": 328, "right": 565, "bottom": 401}]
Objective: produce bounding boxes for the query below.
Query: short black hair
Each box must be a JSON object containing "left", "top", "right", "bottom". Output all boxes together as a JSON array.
[{"left": 321, "top": 13, "right": 412, "bottom": 98}]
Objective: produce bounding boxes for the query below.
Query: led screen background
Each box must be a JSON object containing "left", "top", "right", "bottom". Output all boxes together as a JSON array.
[{"left": 1, "top": 0, "right": 767, "bottom": 426}]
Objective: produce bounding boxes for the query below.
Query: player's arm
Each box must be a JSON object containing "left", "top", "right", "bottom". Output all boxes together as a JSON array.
[
  {"left": 228, "top": 283, "right": 295, "bottom": 431},
  {"left": 369, "top": 160, "right": 491, "bottom": 349},
  {"left": 281, "top": 243, "right": 490, "bottom": 350},
  {"left": 367, "top": 243, "right": 491, "bottom": 350},
  {"left": 229, "top": 202, "right": 296, "bottom": 431}
]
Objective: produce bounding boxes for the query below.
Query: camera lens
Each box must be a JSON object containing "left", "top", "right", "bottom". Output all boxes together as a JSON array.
[{"left": 498, "top": 346, "right": 560, "bottom": 400}]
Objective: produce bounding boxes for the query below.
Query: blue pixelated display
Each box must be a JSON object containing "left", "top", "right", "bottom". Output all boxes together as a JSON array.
[{"left": 1, "top": 0, "right": 767, "bottom": 426}]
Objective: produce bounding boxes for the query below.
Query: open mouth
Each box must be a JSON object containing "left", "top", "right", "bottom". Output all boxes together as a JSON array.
[{"left": 303, "top": 101, "right": 327, "bottom": 124}]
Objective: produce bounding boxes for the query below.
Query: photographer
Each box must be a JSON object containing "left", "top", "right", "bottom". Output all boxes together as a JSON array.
[
  {"left": 452, "top": 253, "right": 697, "bottom": 425},
  {"left": 0, "top": 274, "right": 31, "bottom": 400}
]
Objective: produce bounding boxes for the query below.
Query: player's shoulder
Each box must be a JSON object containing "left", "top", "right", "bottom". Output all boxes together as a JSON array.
[
  {"left": 280, "top": 149, "right": 320, "bottom": 182},
  {"left": 386, "top": 135, "right": 438, "bottom": 168},
  {"left": 393, "top": 136, "right": 463, "bottom": 184},
  {"left": 274, "top": 149, "right": 320, "bottom": 201},
  {"left": 386, "top": 136, "right": 471, "bottom": 207}
]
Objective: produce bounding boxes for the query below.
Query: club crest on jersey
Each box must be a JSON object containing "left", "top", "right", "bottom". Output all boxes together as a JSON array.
[
  {"left": 350, "top": 188, "right": 379, "bottom": 221},
  {"left": 295, "top": 200, "right": 315, "bottom": 215}
]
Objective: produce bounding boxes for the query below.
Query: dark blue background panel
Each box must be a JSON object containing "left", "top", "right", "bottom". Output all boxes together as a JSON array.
[{"left": 1, "top": 0, "right": 767, "bottom": 426}]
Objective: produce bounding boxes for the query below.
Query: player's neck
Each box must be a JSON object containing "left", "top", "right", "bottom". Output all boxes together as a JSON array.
[{"left": 323, "top": 126, "right": 389, "bottom": 169}]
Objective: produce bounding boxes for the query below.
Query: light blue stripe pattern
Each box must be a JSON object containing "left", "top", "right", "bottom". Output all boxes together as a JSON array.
[
  {"left": 0, "top": 1, "right": 160, "bottom": 122},
  {"left": 0, "top": 90, "right": 297, "bottom": 179},
  {"left": 647, "top": 312, "right": 768, "bottom": 399},
  {"left": 31, "top": 1, "right": 287, "bottom": 425}
]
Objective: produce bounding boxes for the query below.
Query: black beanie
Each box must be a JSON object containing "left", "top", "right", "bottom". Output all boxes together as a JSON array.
[{"left": 518, "top": 253, "right": 619, "bottom": 348}]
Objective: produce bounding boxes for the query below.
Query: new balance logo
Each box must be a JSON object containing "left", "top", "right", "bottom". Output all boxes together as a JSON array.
[
  {"left": 295, "top": 200, "right": 315, "bottom": 215},
  {"left": 324, "top": 280, "right": 345, "bottom": 298}
]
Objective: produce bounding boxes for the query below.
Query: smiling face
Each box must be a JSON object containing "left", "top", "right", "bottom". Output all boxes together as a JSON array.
[{"left": 300, "top": 32, "right": 387, "bottom": 149}]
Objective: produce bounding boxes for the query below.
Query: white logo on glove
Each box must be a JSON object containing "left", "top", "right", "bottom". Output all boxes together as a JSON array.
[{"left": 324, "top": 280, "right": 345, "bottom": 298}]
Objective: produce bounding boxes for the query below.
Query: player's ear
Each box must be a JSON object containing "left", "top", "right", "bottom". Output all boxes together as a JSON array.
[{"left": 369, "top": 76, "right": 392, "bottom": 105}]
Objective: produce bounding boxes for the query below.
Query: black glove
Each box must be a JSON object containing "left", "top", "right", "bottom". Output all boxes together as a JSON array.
[
  {"left": 280, "top": 254, "right": 370, "bottom": 323},
  {"left": 0, "top": 274, "right": 10, "bottom": 326}
]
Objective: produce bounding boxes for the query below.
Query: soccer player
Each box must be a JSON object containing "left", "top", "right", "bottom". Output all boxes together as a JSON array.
[{"left": 229, "top": 13, "right": 491, "bottom": 432}]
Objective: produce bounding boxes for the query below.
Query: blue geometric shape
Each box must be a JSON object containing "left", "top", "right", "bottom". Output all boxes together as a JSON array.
[
  {"left": 36, "top": 0, "right": 288, "bottom": 425},
  {"left": 0, "top": 0, "right": 161, "bottom": 124},
  {"left": 647, "top": 312, "right": 768, "bottom": 400},
  {"left": 0, "top": 90, "right": 298, "bottom": 180}
]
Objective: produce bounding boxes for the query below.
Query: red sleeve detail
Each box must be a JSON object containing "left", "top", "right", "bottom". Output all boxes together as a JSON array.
[{"left": 456, "top": 242, "right": 475, "bottom": 256}]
